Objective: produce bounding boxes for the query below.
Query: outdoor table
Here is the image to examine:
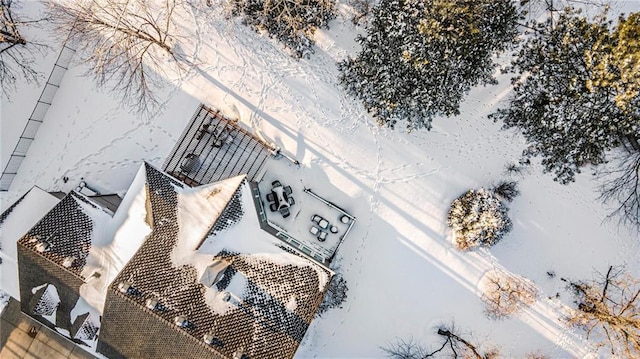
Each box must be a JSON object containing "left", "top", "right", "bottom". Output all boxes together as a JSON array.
[{"left": 273, "top": 186, "right": 289, "bottom": 209}]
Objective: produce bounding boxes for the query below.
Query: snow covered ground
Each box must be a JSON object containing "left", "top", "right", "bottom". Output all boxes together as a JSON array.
[{"left": 2, "top": 0, "right": 640, "bottom": 358}]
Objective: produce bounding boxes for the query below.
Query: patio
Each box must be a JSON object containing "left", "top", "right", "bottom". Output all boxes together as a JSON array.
[{"left": 255, "top": 160, "right": 355, "bottom": 265}]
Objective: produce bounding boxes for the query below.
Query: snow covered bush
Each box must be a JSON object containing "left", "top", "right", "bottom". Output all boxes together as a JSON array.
[
  {"left": 481, "top": 270, "right": 537, "bottom": 320},
  {"left": 317, "top": 274, "right": 348, "bottom": 315},
  {"left": 447, "top": 188, "right": 512, "bottom": 250},
  {"left": 338, "top": 0, "right": 520, "bottom": 131},
  {"left": 228, "top": 0, "right": 336, "bottom": 58}
]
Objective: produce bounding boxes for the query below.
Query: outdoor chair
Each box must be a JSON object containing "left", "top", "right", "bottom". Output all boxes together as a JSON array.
[
  {"left": 288, "top": 197, "right": 295, "bottom": 205},
  {"left": 318, "top": 231, "right": 328, "bottom": 242},
  {"left": 281, "top": 207, "right": 290, "bottom": 218},
  {"left": 266, "top": 193, "right": 275, "bottom": 202},
  {"left": 311, "top": 214, "right": 329, "bottom": 229},
  {"left": 270, "top": 203, "right": 278, "bottom": 212},
  {"left": 310, "top": 226, "right": 320, "bottom": 235},
  {"left": 284, "top": 186, "right": 292, "bottom": 195},
  {"left": 272, "top": 180, "right": 282, "bottom": 188}
]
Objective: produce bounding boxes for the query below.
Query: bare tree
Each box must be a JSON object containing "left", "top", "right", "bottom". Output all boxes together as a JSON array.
[
  {"left": 47, "top": 0, "right": 188, "bottom": 114},
  {"left": 562, "top": 266, "right": 640, "bottom": 357},
  {"left": 481, "top": 269, "right": 538, "bottom": 320},
  {"left": 599, "top": 150, "right": 640, "bottom": 231},
  {"left": 382, "top": 324, "right": 499, "bottom": 359},
  {"left": 0, "top": 0, "right": 47, "bottom": 96}
]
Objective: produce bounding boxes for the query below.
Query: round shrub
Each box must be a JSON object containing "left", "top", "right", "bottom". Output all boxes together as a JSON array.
[{"left": 447, "top": 188, "right": 512, "bottom": 250}]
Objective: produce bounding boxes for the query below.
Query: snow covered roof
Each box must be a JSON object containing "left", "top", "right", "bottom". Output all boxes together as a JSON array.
[
  {"left": 106, "top": 164, "right": 332, "bottom": 358},
  {"left": 18, "top": 191, "right": 112, "bottom": 277},
  {"left": 0, "top": 186, "right": 60, "bottom": 299}
]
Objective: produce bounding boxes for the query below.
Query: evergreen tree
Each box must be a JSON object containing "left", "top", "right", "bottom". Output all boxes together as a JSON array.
[
  {"left": 339, "top": 0, "right": 520, "bottom": 131},
  {"left": 490, "top": 9, "right": 640, "bottom": 185},
  {"left": 229, "top": 0, "right": 336, "bottom": 59},
  {"left": 587, "top": 12, "right": 640, "bottom": 113}
]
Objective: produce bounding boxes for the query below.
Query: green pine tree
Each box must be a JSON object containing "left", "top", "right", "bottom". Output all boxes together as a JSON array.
[
  {"left": 339, "top": 0, "right": 520, "bottom": 131},
  {"left": 490, "top": 9, "right": 639, "bottom": 185}
]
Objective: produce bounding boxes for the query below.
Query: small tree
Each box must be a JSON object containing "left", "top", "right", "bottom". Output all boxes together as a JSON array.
[
  {"left": 447, "top": 188, "right": 513, "bottom": 250},
  {"left": 47, "top": 0, "right": 188, "bottom": 114},
  {"left": 339, "top": 0, "right": 520, "bottom": 131},
  {"left": 0, "top": 0, "right": 47, "bottom": 96},
  {"left": 491, "top": 180, "right": 520, "bottom": 202},
  {"left": 228, "top": 0, "right": 336, "bottom": 59},
  {"left": 317, "top": 274, "right": 348, "bottom": 315},
  {"left": 481, "top": 269, "right": 538, "bottom": 320},
  {"left": 562, "top": 266, "right": 640, "bottom": 357}
]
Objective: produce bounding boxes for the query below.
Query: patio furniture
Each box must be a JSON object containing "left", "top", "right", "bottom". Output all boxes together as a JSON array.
[
  {"left": 272, "top": 180, "right": 282, "bottom": 188},
  {"left": 318, "top": 231, "right": 327, "bottom": 242},
  {"left": 311, "top": 215, "right": 329, "bottom": 229},
  {"left": 340, "top": 215, "right": 350, "bottom": 224},
  {"left": 180, "top": 153, "right": 200, "bottom": 173},
  {"left": 284, "top": 186, "right": 292, "bottom": 195},
  {"left": 273, "top": 186, "right": 290, "bottom": 210},
  {"left": 288, "top": 197, "right": 295, "bottom": 205},
  {"left": 280, "top": 206, "right": 290, "bottom": 218},
  {"left": 330, "top": 226, "right": 338, "bottom": 234},
  {"left": 269, "top": 203, "right": 277, "bottom": 212},
  {"left": 266, "top": 192, "right": 275, "bottom": 202},
  {"left": 310, "top": 226, "right": 320, "bottom": 235}
]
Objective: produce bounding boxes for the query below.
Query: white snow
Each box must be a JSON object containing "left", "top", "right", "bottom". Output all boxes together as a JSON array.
[
  {"left": 1, "top": 0, "right": 639, "bottom": 357},
  {"left": 285, "top": 295, "right": 298, "bottom": 312},
  {"left": 79, "top": 165, "right": 152, "bottom": 314},
  {"left": 171, "top": 174, "right": 246, "bottom": 276}
]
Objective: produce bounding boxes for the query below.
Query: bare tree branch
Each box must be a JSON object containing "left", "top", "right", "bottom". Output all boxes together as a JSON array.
[
  {"left": 382, "top": 323, "right": 499, "bottom": 359},
  {"left": 0, "top": 0, "right": 48, "bottom": 97},
  {"left": 562, "top": 266, "right": 640, "bottom": 357},
  {"left": 481, "top": 269, "right": 538, "bottom": 320},
  {"left": 598, "top": 150, "right": 640, "bottom": 232},
  {"left": 46, "top": 0, "right": 189, "bottom": 114}
]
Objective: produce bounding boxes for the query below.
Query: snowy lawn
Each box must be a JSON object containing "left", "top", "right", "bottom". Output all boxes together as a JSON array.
[{"left": 1, "top": 0, "right": 639, "bottom": 358}]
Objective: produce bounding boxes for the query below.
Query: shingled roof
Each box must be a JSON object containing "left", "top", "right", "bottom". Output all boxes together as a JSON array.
[
  {"left": 17, "top": 191, "right": 111, "bottom": 277},
  {"left": 101, "top": 164, "right": 332, "bottom": 358}
]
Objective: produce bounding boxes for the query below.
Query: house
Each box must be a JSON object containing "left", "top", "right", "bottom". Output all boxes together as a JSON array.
[{"left": 10, "top": 163, "right": 333, "bottom": 358}]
